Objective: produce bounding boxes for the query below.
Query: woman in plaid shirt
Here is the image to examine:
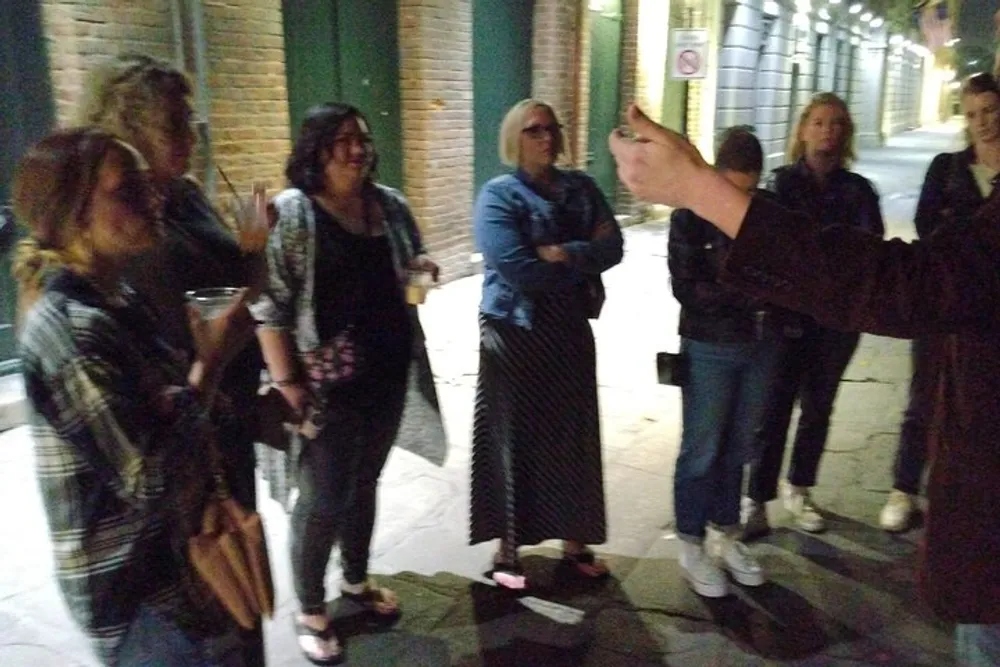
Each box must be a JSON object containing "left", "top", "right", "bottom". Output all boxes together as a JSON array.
[{"left": 12, "top": 129, "right": 252, "bottom": 665}]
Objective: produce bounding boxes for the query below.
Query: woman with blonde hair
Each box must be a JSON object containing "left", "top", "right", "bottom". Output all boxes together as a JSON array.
[
  {"left": 742, "top": 92, "right": 884, "bottom": 539},
  {"left": 75, "top": 52, "right": 267, "bottom": 666},
  {"left": 470, "top": 99, "right": 623, "bottom": 590},
  {"left": 13, "top": 128, "right": 250, "bottom": 666}
]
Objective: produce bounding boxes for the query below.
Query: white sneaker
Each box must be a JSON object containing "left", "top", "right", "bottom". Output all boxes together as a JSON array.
[
  {"left": 741, "top": 497, "right": 771, "bottom": 541},
  {"left": 879, "top": 489, "right": 915, "bottom": 532},
  {"left": 783, "top": 483, "right": 825, "bottom": 532},
  {"left": 718, "top": 536, "right": 765, "bottom": 587},
  {"left": 679, "top": 541, "right": 729, "bottom": 598}
]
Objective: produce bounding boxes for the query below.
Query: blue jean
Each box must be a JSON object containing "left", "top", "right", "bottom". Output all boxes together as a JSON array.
[
  {"left": 956, "top": 624, "right": 1000, "bottom": 666},
  {"left": 116, "top": 605, "right": 244, "bottom": 667},
  {"left": 674, "top": 338, "right": 783, "bottom": 542}
]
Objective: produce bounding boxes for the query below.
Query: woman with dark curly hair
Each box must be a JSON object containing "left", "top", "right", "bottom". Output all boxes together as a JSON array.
[{"left": 251, "top": 102, "right": 437, "bottom": 665}]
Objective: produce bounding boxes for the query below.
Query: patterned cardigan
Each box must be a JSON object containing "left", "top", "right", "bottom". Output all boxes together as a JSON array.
[{"left": 251, "top": 185, "right": 426, "bottom": 353}]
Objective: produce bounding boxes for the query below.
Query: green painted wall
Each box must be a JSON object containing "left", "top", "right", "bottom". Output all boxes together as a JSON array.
[
  {"left": 282, "top": 0, "right": 403, "bottom": 188},
  {"left": 472, "top": 0, "right": 534, "bottom": 190},
  {"left": 1, "top": 0, "right": 54, "bottom": 372},
  {"left": 587, "top": 0, "right": 623, "bottom": 204}
]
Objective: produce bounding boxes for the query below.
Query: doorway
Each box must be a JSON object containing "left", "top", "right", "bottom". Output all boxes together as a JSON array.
[{"left": 282, "top": 0, "right": 403, "bottom": 188}]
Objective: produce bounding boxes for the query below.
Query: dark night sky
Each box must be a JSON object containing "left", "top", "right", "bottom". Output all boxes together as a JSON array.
[{"left": 958, "top": 0, "right": 997, "bottom": 48}]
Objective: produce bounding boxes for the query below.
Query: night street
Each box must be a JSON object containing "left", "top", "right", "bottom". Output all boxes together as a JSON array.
[{"left": 0, "top": 121, "right": 966, "bottom": 666}]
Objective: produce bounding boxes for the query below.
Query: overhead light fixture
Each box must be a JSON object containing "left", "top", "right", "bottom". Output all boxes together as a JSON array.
[
  {"left": 851, "top": 36, "right": 861, "bottom": 46},
  {"left": 829, "top": 0, "right": 841, "bottom": 4},
  {"left": 860, "top": 11, "right": 872, "bottom": 22},
  {"left": 818, "top": 8, "right": 831, "bottom": 19},
  {"left": 816, "top": 21, "right": 830, "bottom": 34},
  {"left": 870, "top": 17, "right": 884, "bottom": 28},
  {"left": 763, "top": 0, "right": 781, "bottom": 17},
  {"left": 889, "top": 34, "right": 904, "bottom": 45},
  {"left": 848, "top": 3, "right": 863, "bottom": 14}
]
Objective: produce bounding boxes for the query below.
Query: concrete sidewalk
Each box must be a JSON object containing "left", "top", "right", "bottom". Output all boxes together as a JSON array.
[{"left": 0, "top": 124, "right": 963, "bottom": 666}]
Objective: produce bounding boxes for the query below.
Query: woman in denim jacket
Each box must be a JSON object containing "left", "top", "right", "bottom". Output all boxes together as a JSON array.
[
  {"left": 471, "top": 99, "right": 624, "bottom": 590},
  {"left": 252, "top": 103, "right": 438, "bottom": 665}
]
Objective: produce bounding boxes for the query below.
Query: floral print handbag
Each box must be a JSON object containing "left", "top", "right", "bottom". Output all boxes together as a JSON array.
[{"left": 300, "top": 326, "right": 362, "bottom": 391}]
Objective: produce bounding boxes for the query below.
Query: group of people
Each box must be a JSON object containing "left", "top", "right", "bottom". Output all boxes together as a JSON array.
[
  {"left": 10, "top": 53, "right": 622, "bottom": 667},
  {"left": 9, "top": 45, "right": 999, "bottom": 667},
  {"left": 610, "top": 72, "right": 1000, "bottom": 667}
]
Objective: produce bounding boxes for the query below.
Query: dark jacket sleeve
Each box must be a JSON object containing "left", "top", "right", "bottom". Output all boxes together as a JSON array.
[
  {"left": 668, "top": 208, "right": 755, "bottom": 312},
  {"left": 914, "top": 153, "right": 953, "bottom": 240},
  {"left": 721, "top": 194, "right": 1000, "bottom": 338},
  {"left": 855, "top": 176, "right": 885, "bottom": 238},
  {"left": 561, "top": 176, "right": 625, "bottom": 274}
]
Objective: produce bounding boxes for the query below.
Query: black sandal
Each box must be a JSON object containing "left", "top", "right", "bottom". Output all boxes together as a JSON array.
[
  {"left": 485, "top": 560, "right": 528, "bottom": 591},
  {"left": 340, "top": 583, "right": 401, "bottom": 619},
  {"left": 560, "top": 549, "right": 610, "bottom": 579},
  {"left": 294, "top": 617, "right": 343, "bottom": 666}
]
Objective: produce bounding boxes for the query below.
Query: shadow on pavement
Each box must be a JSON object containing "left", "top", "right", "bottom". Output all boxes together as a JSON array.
[{"left": 297, "top": 546, "right": 938, "bottom": 666}]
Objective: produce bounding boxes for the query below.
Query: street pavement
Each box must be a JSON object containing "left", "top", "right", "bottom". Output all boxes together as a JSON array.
[{"left": 0, "top": 121, "right": 967, "bottom": 666}]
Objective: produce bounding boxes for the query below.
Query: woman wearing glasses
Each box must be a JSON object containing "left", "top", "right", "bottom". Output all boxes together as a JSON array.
[
  {"left": 252, "top": 102, "right": 437, "bottom": 665},
  {"left": 471, "top": 99, "right": 624, "bottom": 590}
]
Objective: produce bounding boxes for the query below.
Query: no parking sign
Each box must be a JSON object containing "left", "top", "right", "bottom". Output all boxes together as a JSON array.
[{"left": 670, "top": 29, "right": 709, "bottom": 80}]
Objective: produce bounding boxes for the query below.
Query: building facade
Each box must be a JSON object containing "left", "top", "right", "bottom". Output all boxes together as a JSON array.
[{"left": 0, "top": 0, "right": 939, "bottom": 371}]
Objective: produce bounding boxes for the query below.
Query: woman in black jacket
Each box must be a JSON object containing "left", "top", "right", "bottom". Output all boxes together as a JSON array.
[
  {"left": 879, "top": 72, "right": 1000, "bottom": 532},
  {"left": 743, "top": 93, "right": 885, "bottom": 539}
]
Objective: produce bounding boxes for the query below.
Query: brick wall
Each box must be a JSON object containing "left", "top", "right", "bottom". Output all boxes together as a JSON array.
[
  {"left": 532, "top": 0, "right": 587, "bottom": 168},
  {"left": 42, "top": 1, "right": 175, "bottom": 124},
  {"left": 399, "top": 0, "right": 476, "bottom": 281},
  {"left": 201, "top": 1, "right": 290, "bottom": 201},
  {"left": 40, "top": 0, "right": 290, "bottom": 205}
]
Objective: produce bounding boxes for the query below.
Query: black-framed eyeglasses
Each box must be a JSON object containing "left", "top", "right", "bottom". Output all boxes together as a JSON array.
[{"left": 522, "top": 124, "right": 562, "bottom": 139}]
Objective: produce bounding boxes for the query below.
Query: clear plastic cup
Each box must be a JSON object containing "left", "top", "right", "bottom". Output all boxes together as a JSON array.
[
  {"left": 405, "top": 269, "right": 434, "bottom": 305},
  {"left": 185, "top": 287, "right": 243, "bottom": 319}
]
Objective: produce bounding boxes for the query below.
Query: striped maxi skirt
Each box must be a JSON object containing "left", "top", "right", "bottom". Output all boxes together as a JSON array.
[{"left": 470, "top": 292, "right": 607, "bottom": 547}]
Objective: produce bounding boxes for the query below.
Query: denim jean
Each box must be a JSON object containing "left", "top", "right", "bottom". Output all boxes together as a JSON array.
[
  {"left": 116, "top": 605, "right": 244, "bottom": 667},
  {"left": 292, "top": 373, "right": 407, "bottom": 615},
  {"left": 956, "top": 624, "right": 1000, "bottom": 666},
  {"left": 893, "top": 338, "right": 929, "bottom": 495},
  {"left": 748, "top": 326, "right": 859, "bottom": 502},
  {"left": 674, "top": 337, "right": 783, "bottom": 542}
]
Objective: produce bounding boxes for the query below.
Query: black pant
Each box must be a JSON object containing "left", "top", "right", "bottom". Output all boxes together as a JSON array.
[
  {"left": 291, "top": 374, "right": 407, "bottom": 615},
  {"left": 748, "top": 327, "right": 860, "bottom": 503},
  {"left": 893, "top": 338, "right": 929, "bottom": 494}
]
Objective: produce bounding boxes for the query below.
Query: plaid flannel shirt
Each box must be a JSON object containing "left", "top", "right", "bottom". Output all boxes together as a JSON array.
[{"left": 20, "top": 269, "right": 222, "bottom": 665}]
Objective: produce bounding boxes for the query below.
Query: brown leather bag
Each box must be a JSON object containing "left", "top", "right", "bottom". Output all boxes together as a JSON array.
[{"left": 188, "top": 462, "right": 274, "bottom": 629}]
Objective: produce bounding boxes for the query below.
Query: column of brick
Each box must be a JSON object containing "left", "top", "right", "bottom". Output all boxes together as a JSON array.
[
  {"left": 200, "top": 1, "right": 291, "bottom": 200},
  {"left": 399, "top": 0, "right": 476, "bottom": 280},
  {"left": 532, "top": 0, "right": 587, "bottom": 168},
  {"left": 616, "top": 0, "right": 645, "bottom": 218}
]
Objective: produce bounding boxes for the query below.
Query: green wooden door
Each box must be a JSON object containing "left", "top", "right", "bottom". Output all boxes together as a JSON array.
[
  {"left": 587, "top": 2, "right": 622, "bottom": 204},
  {"left": 282, "top": 0, "right": 403, "bottom": 188},
  {"left": 1, "top": 0, "right": 55, "bottom": 373},
  {"left": 472, "top": 0, "right": 534, "bottom": 191}
]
